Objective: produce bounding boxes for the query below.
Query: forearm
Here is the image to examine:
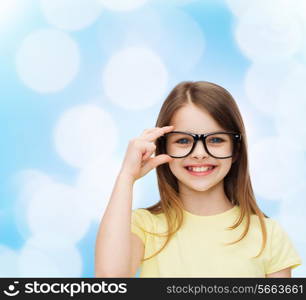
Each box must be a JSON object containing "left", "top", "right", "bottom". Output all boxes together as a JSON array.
[{"left": 95, "top": 171, "right": 135, "bottom": 277}]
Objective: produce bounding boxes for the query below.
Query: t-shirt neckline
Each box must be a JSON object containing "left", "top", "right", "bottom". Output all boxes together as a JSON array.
[{"left": 182, "top": 205, "right": 239, "bottom": 220}]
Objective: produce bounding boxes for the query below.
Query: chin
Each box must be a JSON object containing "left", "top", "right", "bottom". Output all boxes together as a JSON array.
[
  {"left": 187, "top": 182, "right": 217, "bottom": 192},
  {"left": 176, "top": 175, "right": 216, "bottom": 191},
  {"left": 177, "top": 172, "right": 226, "bottom": 191}
]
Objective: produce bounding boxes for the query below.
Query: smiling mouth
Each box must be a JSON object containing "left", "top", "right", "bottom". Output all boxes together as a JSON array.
[{"left": 184, "top": 166, "right": 217, "bottom": 176}]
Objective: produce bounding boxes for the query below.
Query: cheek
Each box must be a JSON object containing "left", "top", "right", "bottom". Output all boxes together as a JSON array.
[
  {"left": 216, "top": 161, "right": 232, "bottom": 177},
  {"left": 168, "top": 161, "right": 181, "bottom": 175}
]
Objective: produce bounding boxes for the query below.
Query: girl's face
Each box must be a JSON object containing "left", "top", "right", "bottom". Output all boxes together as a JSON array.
[{"left": 168, "top": 104, "right": 233, "bottom": 192}]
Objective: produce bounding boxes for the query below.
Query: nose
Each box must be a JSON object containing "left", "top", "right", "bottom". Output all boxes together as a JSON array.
[{"left": 190, "top": 139, "right": 209, "bottom": 158}]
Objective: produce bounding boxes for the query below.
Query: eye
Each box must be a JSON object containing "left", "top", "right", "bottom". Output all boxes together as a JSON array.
[
  {"left": 176, "top": 138, "right": 191, "bottom": 144},
  {"left": 208, "top": 137, "right": 224, "bottom": 143}
]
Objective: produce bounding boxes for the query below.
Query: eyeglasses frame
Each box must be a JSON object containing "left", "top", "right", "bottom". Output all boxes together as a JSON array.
[{"left": 158, "top": 130, "right": 242, "bottom": 159}]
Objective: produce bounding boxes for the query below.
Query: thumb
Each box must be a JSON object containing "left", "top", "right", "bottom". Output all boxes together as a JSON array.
[
  {"left": 152, "top": 154, "right": 173, "bottom": 167},
  {"left": 141, "top": 155, "right": 173, "bottom": 176}
]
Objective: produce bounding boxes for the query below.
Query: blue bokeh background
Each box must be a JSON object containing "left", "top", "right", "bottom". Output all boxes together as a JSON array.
[{"left": 0, "top": 0, "right": 305, "bottom": 277}]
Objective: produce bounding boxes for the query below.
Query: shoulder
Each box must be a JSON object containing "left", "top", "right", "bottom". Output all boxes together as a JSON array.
[
  {"left": 131, "top": 208, "right": 164, "bottom": 228},
  {"left": 132, "top": 208, "right": 165, "bottom": 218},
  {"left": 248, "top": 214, "right": 290, "bottom": 245},
  {"left": 262, "top": 217, "right": 302, "bottom": 274},
  {"left": 263, "top": 217, "right": 296, "bottom": 246},
  {"left": 132, "top": 208, "right": 157, "bottom": 220},
  {"left": 249, "top": 214, "right": 281, "bottom": 233},
  {"left": 263, "top": 217, "right": 289, "bottom": 238},
  {"left": 249, "top": 214, "right": 297, "bottom": 247},
  {"left": 132, "top": 208, "right": 151, "bottom": 217},
  {"left": 264, "top": 217, "right": 278, "bottom": 232}
]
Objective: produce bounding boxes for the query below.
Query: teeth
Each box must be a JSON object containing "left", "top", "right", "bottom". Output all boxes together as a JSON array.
[{"left": 187, "top": 166, "right": 214, "bottom": 172}]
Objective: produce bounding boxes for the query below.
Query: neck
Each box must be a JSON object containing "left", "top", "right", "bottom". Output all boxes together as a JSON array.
[{"left": 178, "top": 180, "right": 234, "bottom": 216}]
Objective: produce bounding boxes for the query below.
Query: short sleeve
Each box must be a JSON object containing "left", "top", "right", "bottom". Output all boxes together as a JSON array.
[
  {"left": 131, "top": 209, "right": 150, "bottom": 245},
  {"left": 266, "top": 220, "right": 302, "bottom": 275}
]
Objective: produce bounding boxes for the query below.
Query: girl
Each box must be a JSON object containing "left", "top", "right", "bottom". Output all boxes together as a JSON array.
[{"left": 95, "top": 81, "right": 302, "bottom": 277}]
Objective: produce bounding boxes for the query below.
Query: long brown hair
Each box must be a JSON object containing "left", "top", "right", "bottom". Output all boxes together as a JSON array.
[{"left": 139, "top": 81, "right": 268, "bottom": 262}]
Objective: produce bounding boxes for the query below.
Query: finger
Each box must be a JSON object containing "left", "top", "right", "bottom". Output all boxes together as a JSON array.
[
  {"left": 140, "top": 125, "right": 174, "bottom": 142},
  {"left": 139, "top": 126, "right": 163, "bottom": 138},
  {"left": 138, "top": 128, "right": 159, "bottom": 140},
  {"left": 140, "top": 154, "right": 173, "bottom": 176},
  {"left": 141, "top": 127, "right": 161, "bottom": 136},
  {"left": 142, "top": 127, "right": 160, "bottom": 133},
  {"left": 142, "top": 142, "right": 156, "bottom": 161}
]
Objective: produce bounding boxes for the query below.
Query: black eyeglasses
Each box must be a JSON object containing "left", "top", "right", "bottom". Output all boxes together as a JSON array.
[{"left": 158, "top": 131, "right": 242, "bottom": 159}]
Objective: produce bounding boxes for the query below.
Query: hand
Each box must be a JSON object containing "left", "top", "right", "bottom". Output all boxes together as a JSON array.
[{"left": 119, "top": 126, "right": 174, "bottom": 182}]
